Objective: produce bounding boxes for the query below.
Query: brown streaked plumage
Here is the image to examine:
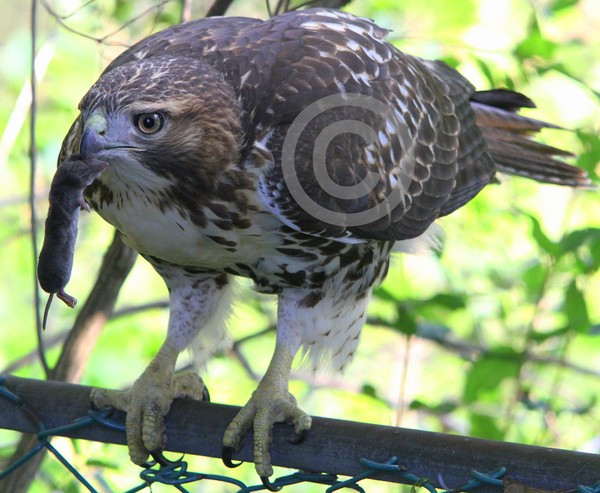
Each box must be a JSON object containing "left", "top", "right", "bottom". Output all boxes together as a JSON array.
[{"left": 56, "top": 8, "right": 590, "bottom": 484}]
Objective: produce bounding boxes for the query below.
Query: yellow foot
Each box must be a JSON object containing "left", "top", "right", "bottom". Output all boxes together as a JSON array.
[
  {"left": 91, "top": 370, "right": 206, "bottom": 465},
  {"left": 222, "top": 386, "right": 312, "bottom": 480},
  {"left": 222, "top": 344, "right": 310, "bottom": 485}
]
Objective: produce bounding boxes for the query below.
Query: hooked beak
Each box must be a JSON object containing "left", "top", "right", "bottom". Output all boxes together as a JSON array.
[
  {"left": 80, "top": 112, "right": 140, "bottom": 159},
  {"left": 80, "top": 112, "right": 108, "bottom": 158},
  {"left": 80, "top": 126, "right": 105, "bottom": 158}
]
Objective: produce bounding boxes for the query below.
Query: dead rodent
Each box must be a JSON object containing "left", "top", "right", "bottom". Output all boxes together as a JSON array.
[{"left": 37, "top": 155, "right": 108, "bottom": 327}]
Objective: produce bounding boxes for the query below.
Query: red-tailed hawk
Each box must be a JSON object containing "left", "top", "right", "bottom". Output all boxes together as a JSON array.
[{"left": 57, "top": 8, "right": 589, "bottom": 487}]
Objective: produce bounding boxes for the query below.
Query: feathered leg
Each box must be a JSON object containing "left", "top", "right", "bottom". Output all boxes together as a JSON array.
[
  {"left": 222, "top": 285, "right": 371, "bottom": 484},
  {"left": 91, "top": 270, "right": 231, "bottom": 465}
]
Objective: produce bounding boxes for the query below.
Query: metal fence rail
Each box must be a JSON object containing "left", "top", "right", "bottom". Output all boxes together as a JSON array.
[{"left": 1, "top": 375, "right": 599, "bottom": 492}]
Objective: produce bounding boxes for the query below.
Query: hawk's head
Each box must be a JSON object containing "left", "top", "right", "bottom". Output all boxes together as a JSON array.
[{"left": 77, "top": 57, "right": 242, "bottom": 190}]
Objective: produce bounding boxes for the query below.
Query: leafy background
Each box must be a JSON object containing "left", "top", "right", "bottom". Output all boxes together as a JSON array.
[{"left": 0, "top": 0, "right": 599, "bottom": 491}]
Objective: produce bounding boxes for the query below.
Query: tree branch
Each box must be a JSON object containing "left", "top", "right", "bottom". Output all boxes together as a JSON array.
[{"left": 205, "top": 0, "right": 236, "bottom": 17}]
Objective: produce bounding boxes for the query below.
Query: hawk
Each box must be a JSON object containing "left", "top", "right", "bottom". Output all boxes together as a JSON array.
[{"left": 57, "top": 8, "right": 589, "bottom": 486}]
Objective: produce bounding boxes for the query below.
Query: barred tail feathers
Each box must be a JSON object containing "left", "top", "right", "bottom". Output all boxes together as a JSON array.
[{"left": 471, "top": 89, "right": 591, "bottom": 187}]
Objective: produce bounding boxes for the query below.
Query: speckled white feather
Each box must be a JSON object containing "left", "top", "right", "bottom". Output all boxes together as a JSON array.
[{"left": 277, "top": 287, "right": 371, "bottom": 372}]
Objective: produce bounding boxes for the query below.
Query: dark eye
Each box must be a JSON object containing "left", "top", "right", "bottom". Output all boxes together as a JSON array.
[{"left": 134, "top": 113, "right": 164, "bottom": 134}]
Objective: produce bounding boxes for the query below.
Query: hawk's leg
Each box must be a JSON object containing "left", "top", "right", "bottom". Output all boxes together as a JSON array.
[
  {"left": 222, "top": 343, "right": 311, "bottom": 480},
  {"left": 222, "top": 286, "right": 371, "bottom": 484},
  {"left": 91, "top": 347, "right": 206, "bottom": 465},
  {"left": 91, "top": 270, "right": 230, "bottom": 466}
]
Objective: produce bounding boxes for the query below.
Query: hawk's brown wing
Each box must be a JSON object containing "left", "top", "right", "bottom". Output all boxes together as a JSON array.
[
  {"left": 61, "top": 9, "right": 492, "bottom": 243},
  {"left": 220, "top": 10, "right": 495, "bottom": 241},
  {"left": 60, "top": 8, "right": 586, "bottom": 244}
]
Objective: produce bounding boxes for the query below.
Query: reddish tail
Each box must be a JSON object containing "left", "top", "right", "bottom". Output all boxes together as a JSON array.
[{"left": 471, "top": 89, "right": 591, "bottom": 187}]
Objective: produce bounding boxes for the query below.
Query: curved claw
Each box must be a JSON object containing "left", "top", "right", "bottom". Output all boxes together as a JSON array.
[
  {"left": 202, "top": 385, "right": 210, "bottom": 402},
  {"left": 288, "top": 428, "right": 309, "bottom": 445},
  {"left": 261, "top": 475, "right": 282, "bottom": 491},
  {"left": 149, "top": 450, "right": 183, "bottom": 467},
  {"left": 221, "top": 445, "right": 243, "bottom": 468},
  {"left": 90, "top": 400, "right": 114, "bottom": 413}
]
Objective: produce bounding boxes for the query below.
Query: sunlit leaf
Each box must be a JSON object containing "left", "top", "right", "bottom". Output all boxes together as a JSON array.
[
  {"left": 394, "top": 304, "right": 418, "bottom": 335},
  {"left": 426, "top": 293, "right": 466, "bottom": 310},
  {"left": 551, "top": 0, "right": 582, "bottom": 12},
  {"left": 564, "top": 280, "right": 590, "bottom": 332},
  {"left": 469, "top": 412, "right": 504, "bottom": 440},
  {"left": 113, "top": 0, "right": 135, "bottom": 22},
  {"left": 522, "top": 260, "right": 546, "bottom": 293},
  {"left": 361, "top": 383, "right": 378, "bottom": 398},
  {"left": 528, "top": 215, "right": 558, "bottom": 257},
  {"left": 530, "top": 326, "right": 569, "bottom": 342},
  {"left": 464, "top": 349, "right": 521, "bottom": 404},
  {"left": 559, "top": 228, "right": 600, "bottom": 253},
  {"left": 372, "top": 285, "right": 400, "bottom": 302},
  {"left": 559, "top": 228, "right": 600, "bottom": 272},
  {"left": 515, "top": 20, "right": 557, "bottom": 61},
  {"left": 410, "top": 399, "right": 457, "bottom": 414},
  {"left": 576, "top": 131, "right": 600, "bottom": 179},
  {"left": 474, "top": 58, "right": 496, "bottom": 87}
]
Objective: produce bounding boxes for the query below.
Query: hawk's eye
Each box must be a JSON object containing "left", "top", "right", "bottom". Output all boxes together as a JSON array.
[{"left": 134, "top": 113, "right": 164, "bottom": 134}]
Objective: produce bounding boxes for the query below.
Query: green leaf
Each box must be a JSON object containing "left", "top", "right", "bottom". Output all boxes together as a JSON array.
[
  {"left": 394, "top": 304, "right": 418, "bottom": 335},
  {"left": 591, "top": 240, "right": 600, "bottom": 272},
  {"left": 464, "top": 349, "right": 521, "bottom": 404},
  {"left": 564, "top": 280, "right": 590, "bottom": 332},
  {"left": 559, "top": 228, "right": 600, "bottom": 272},
  {"left": 361, "top": 384, "right": 378, "bottom": 399},
  {"left": 86, "top": 458, "right": 120, "bottom": 469},
  {"left": 426, "top": 293, "right": 466, "bottom": 310},
  {"left": 372, "top": 285, "right": 400, "bottom": 302},
  {"left": 551, "top": 0, "right": 581, "bottom": 12},
  {"left": 113, "top": 0, "right": 134, "bottom": 21},
  {"left": 559, "top": 228, "right": 600, "bottom": 254},
  {"left": 474, "top": 58, "right": 496, "bottom": 87},
  {"left": 440, "top": 55, "right": 460, "bottom": 69},
  {"left": 469, "top": 412, "right": 505, "bottom": 440},
  {"left": 410, "top": 399, "right": 457, "bottom": 414},
  {"left": 576, "top": 131, "right": 600, "bottom": 179},
  {"left": 515, "top": 20, "right": 558, "bottom": 61},
  {"left": 530, "top": 326, "right": 569, "bottom": 342},
  {"left": 528, "top": 215, "right": 558, "bottom": 256},
  {"left": 522, "top": 260, "right": 546, "bottom": 293}
]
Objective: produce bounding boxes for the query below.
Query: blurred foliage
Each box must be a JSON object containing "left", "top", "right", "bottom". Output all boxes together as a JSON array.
[{"left": 0, "top": 0, "right": 599, "bottom": 491}]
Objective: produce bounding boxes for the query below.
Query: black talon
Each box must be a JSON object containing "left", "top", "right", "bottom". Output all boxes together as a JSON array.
[
  {"left": 202, "top": 385, "right": 210, "bottom": 402},
  {"left": 150, "top": 450, "right": 183, "bottom": 467},
  {"left": 288, "top": 428, "right": 309, "bottom": 445},
  {"left": 221, "top": 445, "right": 243, "bottom": 468},
  {"left": 261, "top": 475, "right": 282, "bottom": 491}
]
